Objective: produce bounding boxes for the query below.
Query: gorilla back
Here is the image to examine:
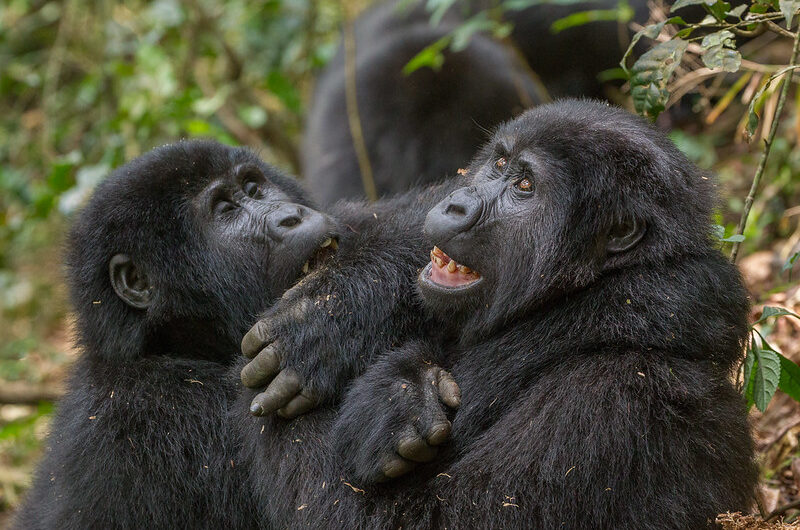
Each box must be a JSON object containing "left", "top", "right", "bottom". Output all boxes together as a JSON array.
[{"left": 14, "top": 140, "right": 338, "bottom": 529}]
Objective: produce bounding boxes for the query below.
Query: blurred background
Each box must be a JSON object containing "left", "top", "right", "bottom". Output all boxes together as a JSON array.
[{"left": 1, "top": 0, "right": 799, "bottom": 525}]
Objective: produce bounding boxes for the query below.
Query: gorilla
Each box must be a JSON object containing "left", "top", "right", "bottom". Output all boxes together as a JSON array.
[
  {"left": 302, "top": 0, "right": 543, "bottom": 205},
  {"left": 13, "top": 140, "right": 452, "bottom": 529},
  {"left": 239, "top": 100, "right": 757, "bottom": 528}
]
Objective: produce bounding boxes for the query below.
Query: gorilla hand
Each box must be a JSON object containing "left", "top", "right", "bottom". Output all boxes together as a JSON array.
[
  {"left": 240, "top": 282, "right": 324, "bottom": 418},
  {"left": 332, "top": 346, "right": 460, "bottom": 484}
]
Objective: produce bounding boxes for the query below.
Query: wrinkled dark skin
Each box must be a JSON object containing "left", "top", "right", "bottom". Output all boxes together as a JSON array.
[{"left": 240, "top": 100, "right": 757, "bottom": 529}]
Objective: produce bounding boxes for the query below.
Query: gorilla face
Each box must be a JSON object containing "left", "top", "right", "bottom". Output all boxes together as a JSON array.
[
  {"left": 190, "top": 160, "right": 339, "bottom": 302},
  {"left": 68, "top": 140, "right": 339, "bottom": 361},
  {"left": 418, "top": 100, "right": 713, "bottom": 336}
]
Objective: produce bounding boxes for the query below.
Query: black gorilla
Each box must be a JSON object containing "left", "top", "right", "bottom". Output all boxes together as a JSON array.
[
  {"left": 14, "top": 139, "right": 456, "bottom": 529},
  {"left": 303, "top": 0, "right": 542, "bottom": 205},
  {"left": 240, "top": 100, "right": 757, "bottom": 528},
  {"left": 12, "top": 141, "right": 334, "bottom": 529}
]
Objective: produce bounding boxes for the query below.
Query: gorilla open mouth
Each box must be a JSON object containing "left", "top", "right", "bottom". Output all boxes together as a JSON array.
[
  {"left": 425, "top": 246, "right": 482, "bottom": 289},
  {"left": 301, "top": 236, "right": 339, "bottom": 275}
]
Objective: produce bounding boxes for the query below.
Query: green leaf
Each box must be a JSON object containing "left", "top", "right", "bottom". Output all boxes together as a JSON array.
[
  {"left": 426, "top": 0, "right": 459, "bottom": 27},
  {"left": 779, "top": 0, "right": 799, "bottom": 27},
  {"left": 629, "top": 39, "right": 688, "bottom": 118},
  {"left": 745, "top": 66, "right": 800, "bottom": 138},
  {"left": 778, "top": 352, "right": 800, "bottom": 404},
  {"left": 753, "top": 343, "right": 781, "bottom": 412},
  {"left": 721, "top": 234, "right": 745, "bottom": 242},
  {"left": 712, "top": 224, "right": 725, "bottom": 240},
  {"left": 670, "top": 0, "right": 715, "bottom": 12},
  {"left": 755, "top": 306, "right": 800, "bottom": 324},
  {"left": 783, "top": 251, "right": 800, "bottom": 273},
  {"left": 403, "top": 36, "right": 451, "bottom": 75},
  {"left": 620, "top": 18, "right": 687, "bottom": 72},
  {"left": 551, "top": 9, "right": 622, "bottom": 33},
  {"left": 598, "top": 67, "right": 630, "bottom": 82},
  {"left": 701, "top": 29, "right": 736, "bottom": 48},
  {"left": 743, "top": 339, "right": 756, "bottom": 400},
  {"left": 701, "top": 30, "right": 741, "bottom": 72},
  {"left": 702, "top": 45, "right": 741, "bottom": 72},
  {"left": 707, "top": 0, "right": 732, "bottom": 21},
  {"left": 728, "top": 3, "right": 748, "bottom": 17},
  {"left": 451, "top": 13, "right": 496, "bottom": 51}
]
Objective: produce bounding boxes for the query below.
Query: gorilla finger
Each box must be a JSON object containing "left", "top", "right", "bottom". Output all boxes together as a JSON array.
[
  {"left": 276, "top": 390, "right": 319, "bottom": 419},
  {"left": 241, "top": 319, "right": 274, "bottom": 358},
  {"left": 240, "top": 344, "right": 281, "bottom": 388},
  {"left": 423, "top": 420, "right": 452, "bottom": 447},
  {"left": 437, "top": 370, "right": 461, "bottom": 409},
  {"left": 249, "top": 369, "right": 302, "bottom": 416},
  {"left": 381, "top": 457, "right": 417, "bottom": 479},
  {"left": 397, "top": 429, "right": 438, "bottom": 462}
]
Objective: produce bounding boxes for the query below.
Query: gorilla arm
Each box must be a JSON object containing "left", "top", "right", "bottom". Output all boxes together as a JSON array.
[{"left": 240, "top": 181, "right": 458, "bottom": 416}]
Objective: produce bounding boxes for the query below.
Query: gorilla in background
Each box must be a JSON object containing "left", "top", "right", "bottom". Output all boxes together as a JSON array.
[
  {"left": 13, "top": 140, "right": 456, "bottom": 529},
  {"left": 304, "top": 0, "right": 750, "bottom": 204},
  {"left": 302, "top": 0, "right": 543, "bottom": 205},
  {"left": 239, "top": 100, "right": 757, "bottom": 528}
]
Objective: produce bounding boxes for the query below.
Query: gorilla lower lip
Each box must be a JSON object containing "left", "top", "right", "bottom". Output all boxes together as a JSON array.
[{"left": 428, "top": 246, "right": 481, "bottom": 287}]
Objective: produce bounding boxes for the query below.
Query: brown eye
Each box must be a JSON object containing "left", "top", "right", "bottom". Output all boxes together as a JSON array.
[
  {"left": 495, "top": 157, "right": 507, "bottom": 169},
  {"left": 516, "top": 177, "right": 533, "bottom": 191}
]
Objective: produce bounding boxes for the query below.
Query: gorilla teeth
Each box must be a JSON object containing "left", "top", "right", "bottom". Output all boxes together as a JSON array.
[
  {"left": 429, "top": 246, "right": 480, "bottom": 279},
  {"left": 321, "top": 237, "right": 334, "bottom": 249},
  {"left": 302, "top": 262, "right": 310, "bottom": 274}
]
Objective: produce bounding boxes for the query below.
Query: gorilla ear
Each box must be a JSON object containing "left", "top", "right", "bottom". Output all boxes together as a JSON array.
[
  {"left": 606, "top": 218, "right": 646, "bottom": 254},
  {"left": 109, "top": 254, "right": 153, "bottom": 309}
]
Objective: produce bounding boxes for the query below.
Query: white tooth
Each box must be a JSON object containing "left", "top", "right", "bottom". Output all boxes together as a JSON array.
[
  {"left": 330, "top": 239, "right": 338, "bottom": 249},
  {"left": 302, "top": 262, "right": 310, "bottom": 273},
  {"left": 321, "top": 238, "right": 332, "bottom": 248},
  {"left": 447, "top": 260, "right": 457, "bottom": 273}
]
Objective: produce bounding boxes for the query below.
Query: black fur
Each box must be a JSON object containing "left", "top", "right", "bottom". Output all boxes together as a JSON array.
[
  {"left": 13, "top": 140, "right": 330, "bottom": 529},
  {"left": 244, "top": 100, "right": 757, "bottom": 529},
  {"left": 303, "top": 0, "right": 542, "bottom": 205},
  {"left": 15, "top": 139, "right": 455, "bottom": 529}
]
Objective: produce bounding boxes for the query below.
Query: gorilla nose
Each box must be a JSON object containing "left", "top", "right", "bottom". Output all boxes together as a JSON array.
[
  {"left": 266, "top": 202, "right": 333, "bottom": 243},
  {"left": 424, "top": 187, "right": 481, "bottom": 243},
  {"left": 268, "top": 203, "right": 309, "bottom": 239}
]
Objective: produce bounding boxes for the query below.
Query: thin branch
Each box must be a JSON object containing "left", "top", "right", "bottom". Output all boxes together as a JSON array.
[
  {"left": 730, "top": 29, "right": 800, "bottom": 262},
  {"left": 342, "top": 6, "right": 377, "bottom": 202},
  {"left": 0, "top": 382, "right": 63, "bottom": 405},
  {"left": 766, "top": 498, "right": 800, "bottom": 522},
  {"left": 765, "top": 20, "right": 797, "bottom": 39}
]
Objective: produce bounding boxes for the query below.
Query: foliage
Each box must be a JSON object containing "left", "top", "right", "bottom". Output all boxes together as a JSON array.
[
  {"left": 745, "top": 308, "right": 800, "bottom": 411},
  {"left": 0, "top": 0, "right": 344, "bottom": 373}
]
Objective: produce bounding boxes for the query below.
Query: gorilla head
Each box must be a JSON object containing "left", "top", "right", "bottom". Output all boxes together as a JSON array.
[
  {"left": 66, "top": 140, "right": 339, "bottom": 362},
  {"left": 421, "top": 100, "right": 720, "bottom": 338}
]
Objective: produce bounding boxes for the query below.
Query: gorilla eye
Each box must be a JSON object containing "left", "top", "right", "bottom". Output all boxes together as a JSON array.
[
  {"left": 495, "top": 157, "right": 507, "bottom": 169},
  {"left": 515, "top": 177, "right": 533, "bottom": 192},
  {"left": 243, "top": 181, "right": 261, "bottom": 198},
  {"left": 213, "top": 200, "right": 236, "bottom": 215}
]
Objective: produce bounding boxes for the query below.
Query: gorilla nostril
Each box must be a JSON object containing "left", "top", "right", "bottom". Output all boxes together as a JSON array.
[
  {"left": 279, "top": 216, "right": 302, "bottom": 228},
  {"left": 445, "top": 203, "right": 467, "bottom": 216}
]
